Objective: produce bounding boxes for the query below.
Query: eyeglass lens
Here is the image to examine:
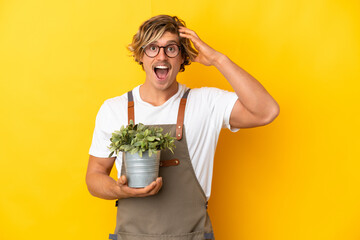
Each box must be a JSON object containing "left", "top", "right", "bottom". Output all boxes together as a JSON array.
[{"left": 144, "top": 44, "right": 180, "bottom": 58}]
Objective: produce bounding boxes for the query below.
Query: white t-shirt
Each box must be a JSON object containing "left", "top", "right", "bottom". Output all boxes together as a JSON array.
[{"left": 89, "top": 83, "right": 239, "bottom": 199}]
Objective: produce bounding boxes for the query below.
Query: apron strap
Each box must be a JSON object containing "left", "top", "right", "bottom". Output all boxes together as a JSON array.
[
  {"left": 160, "top": 158, "right": 180, "bottom": 167},
  {"left": 176, "top": 89, "right": 190, "bottom": 140},
  {"left": 127, "top": 91, "right": 135, "bottom": 124},
  {"left": 127, "top": 88, "right": 191, "bottom": 139}
]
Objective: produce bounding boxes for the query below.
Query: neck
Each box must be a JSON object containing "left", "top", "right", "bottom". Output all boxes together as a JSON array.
[{"left": 139, "top": 81, "right": 179, "bottom": 106}]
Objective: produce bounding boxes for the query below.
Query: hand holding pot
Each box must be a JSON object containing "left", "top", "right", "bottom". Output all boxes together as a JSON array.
[{"left": 116, "top": 175, "right": 163, "bottom": 198}]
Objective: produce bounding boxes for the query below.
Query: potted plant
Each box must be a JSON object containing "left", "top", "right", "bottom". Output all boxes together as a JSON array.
[{"left": 108, "top": 120, "right": 176, "bottom": 188}]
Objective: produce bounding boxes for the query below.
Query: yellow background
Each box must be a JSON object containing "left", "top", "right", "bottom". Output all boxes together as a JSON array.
[{"left": 1, "top": 0, "right": 359, "bottom": 239}]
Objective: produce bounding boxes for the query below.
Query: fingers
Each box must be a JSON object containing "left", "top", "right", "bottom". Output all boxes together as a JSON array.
[
  {"left": 178, "top": 26, "right": 218, "bottom": 66},
  {"left": 117, "top": 176, "right": 163, "bottom": 198},
  {"left": 178, "top": 26, "right": 204, "bottom": 52},
  {"left": 179, "top": 30, "right": 198, "bottom": 44},
  {"left": 179, "top": 27, "right": 199, "bottom": 42},
  {"left": 178, "top": 26, "right": 199, "bottom": 38},
  {"left": 147, "top": 177, "right": 163, "bottom": 195},
  {"left": 136, "top": 177, "right": 163, "bottom": 197}
]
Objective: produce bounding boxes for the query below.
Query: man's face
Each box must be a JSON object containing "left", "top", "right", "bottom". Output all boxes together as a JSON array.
[{"left": 141, "top": 31, "right": 184, "bottom": 92}]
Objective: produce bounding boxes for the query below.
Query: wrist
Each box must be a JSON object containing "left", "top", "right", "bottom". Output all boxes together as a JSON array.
[
  {"left": 213, "top": 52, "right": 228, "bottom": 68},
  {"left": 110, "top": 180, "right": 123, "bottom": 199}
]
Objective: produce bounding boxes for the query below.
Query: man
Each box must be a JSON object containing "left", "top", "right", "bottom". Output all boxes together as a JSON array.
[{"left": 86, "top": 15, "right": 279, "bottom": 240}]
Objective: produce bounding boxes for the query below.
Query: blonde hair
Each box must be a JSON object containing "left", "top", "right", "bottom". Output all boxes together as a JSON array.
[{"left": 128, "top": 15, "right": 198, "bottom": 72}]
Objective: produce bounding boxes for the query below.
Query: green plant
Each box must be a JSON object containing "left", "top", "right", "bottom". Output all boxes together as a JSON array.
[{"left": 108, "top": 120, "right": 176, "bottom": 158}]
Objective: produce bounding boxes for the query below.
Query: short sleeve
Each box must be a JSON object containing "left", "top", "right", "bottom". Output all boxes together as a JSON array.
[
  {"left": 203, "top": 87, "right": 240, "bottom": 132},
  {"left": 221, "top": 93, "right": 240, "bottom": 132},
  {"left": 89, "top": 102, "right": 114, "bottom": 158}
]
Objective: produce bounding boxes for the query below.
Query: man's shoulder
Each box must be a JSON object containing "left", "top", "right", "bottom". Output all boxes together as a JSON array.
[
  {"left": 104, "top": 94, "right": 127, "bottom": 105},
  {"left": 189, "top": 86, "right": 232, "bottom": 99},
  {"left": 102, "top": 89, "right": 133, "bottom": 106},
  {"left": 190, "top": 86, "right": 228, "bottom": 92},
  {"left": 98, "top": 92, "right": 129, "bottom": 116}
]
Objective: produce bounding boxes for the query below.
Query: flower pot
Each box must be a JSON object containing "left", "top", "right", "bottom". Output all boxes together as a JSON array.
[{"left": 123, "top": 150, "right": 160, "bottom": 188}]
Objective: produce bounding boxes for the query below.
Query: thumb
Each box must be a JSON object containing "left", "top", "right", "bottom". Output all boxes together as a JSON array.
[{"left": 118, "top": 175, "right": 127, "bottom": 185}]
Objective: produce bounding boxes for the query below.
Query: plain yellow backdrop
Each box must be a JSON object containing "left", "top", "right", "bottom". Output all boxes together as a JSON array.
[{"left": 0, "top": 0, "right": 359, "bottom": 239}]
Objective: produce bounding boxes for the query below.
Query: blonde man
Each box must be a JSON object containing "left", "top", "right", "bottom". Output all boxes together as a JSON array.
[{"left": 86, "top": 15, "right": 279, "bottom": 240}]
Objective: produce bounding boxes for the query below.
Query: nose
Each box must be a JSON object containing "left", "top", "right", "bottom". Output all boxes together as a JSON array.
[{"left": 156, "top": 47, "right": 168, "bottom": 60}]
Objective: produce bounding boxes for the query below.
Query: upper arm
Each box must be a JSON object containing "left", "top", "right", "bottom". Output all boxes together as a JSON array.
[
  {"left": 86, "top": 155, "right": 116, "bottom": 177},
  {"left": 229, "top": 99, "right": 278, "bottom": 129}
]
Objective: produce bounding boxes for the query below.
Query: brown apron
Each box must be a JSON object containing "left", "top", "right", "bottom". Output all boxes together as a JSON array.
[{"left": 109, "top": 89, "right": 214, "bottom": 240}]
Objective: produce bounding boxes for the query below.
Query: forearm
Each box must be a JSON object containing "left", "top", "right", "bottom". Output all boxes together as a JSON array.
[
  {"left": 86, "top": 172, "right": 120, "bottom": 200},
  {"left": 214, "top": 53, "right": 279, "bottom": 118}
]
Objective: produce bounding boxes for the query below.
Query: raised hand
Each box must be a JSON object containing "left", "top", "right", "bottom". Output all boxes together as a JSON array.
[{"left": 179, "top": 26, "right": 223, "bottom": 66}]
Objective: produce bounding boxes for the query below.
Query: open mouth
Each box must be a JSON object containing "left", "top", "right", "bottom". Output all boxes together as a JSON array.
[{"left": 153, "top": 65, "right": 170, "bottom": 80}]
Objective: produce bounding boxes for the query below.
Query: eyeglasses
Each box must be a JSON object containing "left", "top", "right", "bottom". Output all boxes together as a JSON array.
[{"left": 142, "top": 44, "right": 181, "bottom": 58}]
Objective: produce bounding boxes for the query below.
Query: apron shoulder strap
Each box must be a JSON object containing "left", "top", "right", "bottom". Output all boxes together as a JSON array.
[
  {"left": 127, "top": 88, "right": 190, "bottom": 140},
  {"left": 127, "top": 91, "right": 134, "bottom": 124},
  {"left": 176, "top": 89, "right": 191, "bottom": 140}
]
